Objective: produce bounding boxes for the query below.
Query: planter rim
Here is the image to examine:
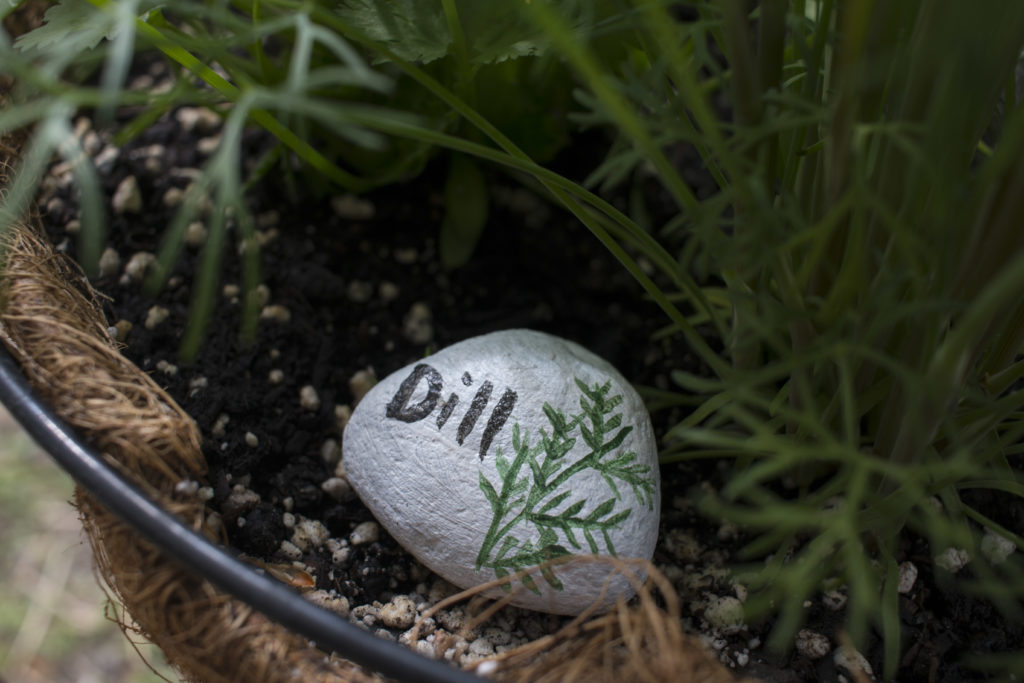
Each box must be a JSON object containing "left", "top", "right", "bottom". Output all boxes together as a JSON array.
[{"left": 0, "top": 346, "right": 481, "bottom": 683}]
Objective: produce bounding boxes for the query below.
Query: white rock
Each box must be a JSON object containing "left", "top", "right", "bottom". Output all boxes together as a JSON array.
[
  {"left": 981, "top": 530, "right": 1017, "bottom": 565},
  {"left": 897, "top": 561, "right": 918, "bottom": 594},
  {"left": 935, "top": 547, "right": 971, "bottom": 574},
  {"left": 112, "top": 175, "right": 142, "bottom": 214},
  {"left": 343, "top": 329, "right": 660, "bottom": 615},
  {"left": 834, "top": 645, "right": 874, "bottom": 679},
  {"left": 795, "top": 629, "right": 831, "bottom": 660}
]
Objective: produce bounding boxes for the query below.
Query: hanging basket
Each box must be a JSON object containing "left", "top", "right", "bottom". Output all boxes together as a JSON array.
[{"left": 0, "top": 50, "right": 745, "bottom": 683}]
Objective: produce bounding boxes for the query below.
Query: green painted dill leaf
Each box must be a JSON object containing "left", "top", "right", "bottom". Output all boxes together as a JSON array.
[
  {"left": 562, "top": 499, "right": 586, "bottom": 518},
  {"left": 479, "top": 470, "right": 500, "bottom": 511},
  {"left": 538, "top": 525, "right": 558, "bottom": 549},
  {"left": 587, "top": 498, "right": 617, "bottom": 523},
  {"left": 539, "top": 490, "right": 572, "bottom": 514},
  {"left": 601, "top": 425, "right": 632, "bottom": 453}
]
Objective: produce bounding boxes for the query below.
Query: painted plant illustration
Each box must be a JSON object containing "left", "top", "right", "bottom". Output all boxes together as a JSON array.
[{"left": 475, "top": 377, "right": 656, "bottom": 594}]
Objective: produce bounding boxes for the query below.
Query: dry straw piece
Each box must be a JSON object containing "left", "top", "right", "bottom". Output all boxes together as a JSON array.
[{"left": 0, "top": 16, "right": 747, "bottom": 680}]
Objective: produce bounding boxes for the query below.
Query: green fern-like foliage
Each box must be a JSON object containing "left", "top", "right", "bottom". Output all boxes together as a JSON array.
[{"left": 475, "top": 377, "right": 655, "bottom": 594}]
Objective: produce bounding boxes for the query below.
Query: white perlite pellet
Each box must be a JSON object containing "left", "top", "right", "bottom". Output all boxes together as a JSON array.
[
  {"left": 348, "top": 368, "right": 376, "bottom": 405},
  {"left": 834, "top": 645, "right": 874, "bottom": 680},
  {"left": 144, "top": 305, "right": 170, "bottom": 330},
  {"left": 897, "top": 561, "right": 918, "bottom": 594},
  {"left": 112, "top": 175, "right": 142, "bottom": 214},
  {"left": 981, "top": 530, "right": 1017, "bottom": 565},
  {"left": 379, "top": 595, "right": 417, "bottom": 630},
  {"left": 794, "top": 629, "right": 831, "bottom": 660},
  {"left": 349, "top": 521, "right": 379, "bottom": 545},
  {"left": 935, "top": 547, "right": 971, "bottom": 574},
  {"left": 123, "top": 251, "right": 156, "bottom": 283},
  {"left": 299, "top": 385, "right": 321, "bottom": 411},
  {"left": 98, "top": 247, "right": 120, "bottom": 278}
]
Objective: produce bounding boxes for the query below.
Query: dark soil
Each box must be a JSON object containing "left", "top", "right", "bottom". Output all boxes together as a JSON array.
[{"left": 34, "top": 96, "right": 1024, "bottom": 681}]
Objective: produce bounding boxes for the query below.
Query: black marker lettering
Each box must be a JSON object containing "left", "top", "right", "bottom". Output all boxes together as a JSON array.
[
  {"left": 436, "top": 393, "right": 459, "bottom": 429},
  {"left": 479, "top": 388, "right": 517, "bottom": 460},
  {"left": 457, "top": 381, "right": 493, "bottom": 445},
  {"left": 385, "top": 364, "right": 442, "bottom": 423}
]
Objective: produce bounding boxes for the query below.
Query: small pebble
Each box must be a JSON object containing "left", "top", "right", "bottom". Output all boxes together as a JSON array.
[
  {"left": 244, "top": 431, "right": 259, "bottom": 447},
  {"left": 197, "top": 135, "right": 221, "bottom": 155},
  {"left": 174, "top": 479, "right": 199, "bottom": 496},
  {"left": 123, "top": 251, "right": 156, "bottom": 283},
  {"left": 299, "top": 385, "right": 321, "bottom": 411},
  {"left": 320, "top": 438, "right": 340, "bottom": 465},
  {"left": 981, "top": 531, "right": 1017, "bottom": 565},
  {"left": 703, "top": 595, "right": 745, "bottom": 633},
  {"left": 379, "top": 595, "right": 417, "bottom": 630},
  {"left": 468, "top": 637, "right": 495, "bottom": 657},
  {"left": 834, "top": 645, "right": 874, "bottom": 679},
  {"left": 321, "top": 477, "right": 351, "bottom": 501},
  {"left": 155, "top": 359, "right": 178, "bottom": 376},
  {"left": 346, "top": 280, "right": 374, "bottom": 303},
  {"left": 280, "top": 540, "right": 303, "bottom": 560},
  {"left": 935, "top": 547, "right": 971, "bottom": 574},
  {"left": 268, "top": 368, "right": 285, "bottom": 384},
  {"left": 144, "top": 305, "right": 170, "bottom": 330},
  {"left": 350, "top": 521, "right": 379, "bottom": 545},
  {"left": 394, "top": 247, "right": 418, "bottom": 264},
  {"left": 163, "top": 186, "right": 185, "bottom": 207},
  {"left": 822, "top": 589, "right": 847, "bottom": 611},
  {"left": 330, "top": 193, "right": 375, "bottom": 220},
  {"left": 176, "top": 106, "right": 221, "bottom": 132},
  {"left": 379, "top": 281, "right": 400, "bottom": 302},
  {"left": 794, "top": 629, "right": 831, "bottom": 660},
  {"left": 897, "top": 561, "right": 918, "bottom": 594},
  {"left": 348, "top": 368, "right": 377, "bottom": 405},
  {"left": 402, "top": 302, "right": 433, "bottom": 344},
  {"left": 260, "top": 304, "right": 292, "bottom": 324},
  {"left": 97, "top": 247, "right": 120, "bottom": 278},
  {"left": 112, "top": 175, "right": 143, "bottom": 214},
  {"left": 291, "top": 517, "right": 330, "bottom": 551},
  {"left": 211, "top": 413, "right": 230, "bottom": 438},
  {"left": 184, "top": 221, "right": 207, "bottom": 247}
]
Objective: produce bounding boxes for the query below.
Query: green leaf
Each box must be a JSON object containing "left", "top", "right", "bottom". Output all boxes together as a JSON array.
[
  {"left": 439, "top": 154, "right": 489, "bottom": 269},
  {"left": 479, "top": 471, "right": 500, "bottom": 512},
  {"left": 539, "top": 490, "right": 572, "bottom": 514},
  {"left": 562, "top": 499, "right": 586, "bottom": 518},
  {"left": 333, "top": 0, "right": 451, "bottom": 64},
  {"left": 16, "top": 0, "right": 117, "bottom": 53},
  {"left": 587, "top": 498, "right": 616, "bottom": 523}
]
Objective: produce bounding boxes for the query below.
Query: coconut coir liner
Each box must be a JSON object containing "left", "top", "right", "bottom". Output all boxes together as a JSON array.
[{"left": 0, "top": 81, "right": 745, "bottom": 683}]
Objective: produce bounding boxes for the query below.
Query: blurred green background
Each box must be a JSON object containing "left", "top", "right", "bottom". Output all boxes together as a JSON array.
[{"left": 0, "top": 406, "right": 176, "bottom": 683}]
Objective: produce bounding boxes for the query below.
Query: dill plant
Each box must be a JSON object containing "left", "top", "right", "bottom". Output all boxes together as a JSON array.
[{"left": 3, "top": 0, "right": 1024, "bottom": 678}]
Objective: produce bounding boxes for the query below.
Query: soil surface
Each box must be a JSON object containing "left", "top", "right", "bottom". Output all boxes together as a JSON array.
[{"left": 31, "top": 84, "right": 1024, "bottom": 681}]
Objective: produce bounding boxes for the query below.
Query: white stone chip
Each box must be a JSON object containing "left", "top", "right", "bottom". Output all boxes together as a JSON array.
[
  {"left": 112, "top": 175, "right": 142, "bottom": 214},
  {"left": 834, "top": 645, "right": 874, "bottom": 679},
  {"left": 795, "top": 629, "right": 831, "bottom": 660},
  {"left": 98, "top": 247, "right": 120, "bottom": 278},
  {"left": 981, "top": 530, "right": 1017, "bottom": 565},
  {"left": 343, "top": 329, "right": 660, "bottom": 616},
  {"left": 379, "top": 595, "right": 417, "bottom": 630},
  {"left": 350, "top": 521, "right": 379, "bottom": 545},
  {"left": 300, "top": 385, "right": 321, "bottom": 411},
  {"left": 935, "top": 547, "right": 971, "bottom": 574},
  {"left": 897, "top": 561, "right": 918, "bottom": 594},
  {"left": 144, "top": 305, "right": 170, "bottom": 330}
]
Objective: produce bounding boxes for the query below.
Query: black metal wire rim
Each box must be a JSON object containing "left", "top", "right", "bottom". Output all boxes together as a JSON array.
[{"left": 0, "top": 346, "right": 480, "bottom": 683}]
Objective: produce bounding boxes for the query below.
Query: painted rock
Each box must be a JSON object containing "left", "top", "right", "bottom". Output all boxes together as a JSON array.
[{"left": 343, "top": 329, "right": 660, "bottom": 615}]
